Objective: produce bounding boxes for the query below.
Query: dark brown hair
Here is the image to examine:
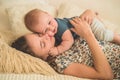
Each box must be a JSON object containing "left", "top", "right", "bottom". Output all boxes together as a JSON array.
[{"left": 11, "top": 36, "right": 32, "bottom": 55}]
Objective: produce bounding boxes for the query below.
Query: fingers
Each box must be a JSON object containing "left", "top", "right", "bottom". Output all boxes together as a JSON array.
[
  {"left": 73, "top": 17, "right": 82, "bottom": 23},
  {"left": 81, "top": 16, "right": 92, "bottom": 25},
  {"left": 70, "top": 17, "right": 82, "bottom": 26},
  {"left": 48, "top": 51, "right": 55, "bottom": 57},
  {"left": 48, "top": 47, "right": 58, "bottom": 57}
]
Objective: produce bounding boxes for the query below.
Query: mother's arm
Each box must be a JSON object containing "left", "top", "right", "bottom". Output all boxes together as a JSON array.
[{"left": 64, "top": 18, "right": 113, "bottom": 79}]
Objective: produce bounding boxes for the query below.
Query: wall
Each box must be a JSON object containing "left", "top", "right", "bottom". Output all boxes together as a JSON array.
[{"left": 49, "top": 0, "right": 120, "bottom": 30}]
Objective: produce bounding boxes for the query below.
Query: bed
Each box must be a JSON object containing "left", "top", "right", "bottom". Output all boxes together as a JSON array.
[{"left": 0, "top": 0, "right": 119, "bottom": 80}]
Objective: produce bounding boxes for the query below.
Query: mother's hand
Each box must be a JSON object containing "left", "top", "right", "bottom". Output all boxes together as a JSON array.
[
  {"left": 70, "top": 17, "right": 93, "bottom": 39},
  {"left": 67, "top": 17, "right": 113, "bottom": 80}
]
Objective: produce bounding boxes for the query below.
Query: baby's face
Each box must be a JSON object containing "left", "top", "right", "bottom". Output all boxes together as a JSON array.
[
  {"left": 25, "top": 33, "right": 55, "bottom": 60},
  {"left": 31, "top": 11, "right": 58, "bottom": 37}
]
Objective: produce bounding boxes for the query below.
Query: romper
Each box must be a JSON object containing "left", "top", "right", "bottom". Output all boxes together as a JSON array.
[
  {"left": 55, "top": 17, "right": 79, "bottom": 45},
  {"left": 48, "top": 37, "right": 120, "bottom": 79},
  {"left": 54, "top": 17, "right": 114, "bottom": 45}
]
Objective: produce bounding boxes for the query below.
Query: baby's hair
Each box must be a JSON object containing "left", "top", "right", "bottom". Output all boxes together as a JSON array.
[
  {"left": 24, "top": 9, "right": 42, "bottom": 31},
  {"left": 11, "top": 36, "right": 32, "bottom": 55}
]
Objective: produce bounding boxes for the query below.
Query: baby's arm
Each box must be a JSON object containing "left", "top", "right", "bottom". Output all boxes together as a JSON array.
[
  {"left": 49, "top": 29, "right": 74, "bottom": 57},
  {"left": 80, "top": 9, "right": 120, "bottom": 44}
]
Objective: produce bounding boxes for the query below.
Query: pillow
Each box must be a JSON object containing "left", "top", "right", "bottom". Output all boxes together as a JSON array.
[
  {"left": 57, "top": 3, "right": 85, "bottom": 18},
  {"left": 0, "top": 0, "right": 48, "bottom": 6},
  {"left": 0, "top": 30, "right": 57, "bottom": 75},
  {"left": 6, "top": 3, "right": 57, "bottom": 36},
  {"left": 57, "top": 3, "right": 120, "bottom": 34},
  {"left": 0, "top": 29, "right": 17, "bottom": 45},
  {"left": 0, "top": 0, "right": 48, "bottom": 30}
]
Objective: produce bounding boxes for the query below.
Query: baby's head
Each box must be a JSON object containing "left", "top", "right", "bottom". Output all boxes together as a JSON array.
[
  {"left": 11, "top": 33, "right": 55, "bottom": 60},
  {"left": 24, "top": 9, "right": 58, "bottom": 37}
]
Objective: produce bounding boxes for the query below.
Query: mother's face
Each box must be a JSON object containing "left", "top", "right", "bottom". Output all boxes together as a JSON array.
[{"left": 25, "top": 33, "right": 55, "bottom": 60}]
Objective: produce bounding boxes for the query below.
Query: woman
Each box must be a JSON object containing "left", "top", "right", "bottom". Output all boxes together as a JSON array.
[{"left": 12, "top": 17, "right": 120, "bottom": 79}]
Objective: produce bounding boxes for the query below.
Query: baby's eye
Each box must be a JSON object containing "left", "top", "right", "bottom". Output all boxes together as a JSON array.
[
  {"left": 48, "top": 21, "right": 51, "bottom": 25},
  {"left": 38, "top": 34, "right": 43, "bottom": 37},
  {"left": 45, "top": 28, "right": 48, "bottom": 33},
  {"left": 48, "top": 21, "right": 50, "bottom": 24}
]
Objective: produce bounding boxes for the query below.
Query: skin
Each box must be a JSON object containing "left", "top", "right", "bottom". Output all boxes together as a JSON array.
[
  {"left": 27, "top": 10, "right": 74, "bottom": 57},
  {"left": 26, "top": 9, "right": 120, "bottom": 60},
  {"left": 64, "top": 17, "right": 113, "bottom": 79},
  {"left": 81, "top": 9, "right": 120, "bottom": 45},
  {"left": 26, "top": 9, "right": 97, "bottom": 57},
  {"left": 24, "top": 17, "right": 113, "bottom": 79},
  {"left": 30, "top": 11, "right": 58, "bottom": 37},
  {"left": 25, "top": 33, "right": 55, "bottom": 60}
]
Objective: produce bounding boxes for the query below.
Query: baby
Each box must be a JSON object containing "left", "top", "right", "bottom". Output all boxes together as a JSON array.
[{"left": 24, "top": 9, "right": 120, "bottom": 57}]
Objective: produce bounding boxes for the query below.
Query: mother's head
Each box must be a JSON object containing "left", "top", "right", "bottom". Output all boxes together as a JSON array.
[{"left": 11, "top": 33, "right": 55, "bottom": 60}]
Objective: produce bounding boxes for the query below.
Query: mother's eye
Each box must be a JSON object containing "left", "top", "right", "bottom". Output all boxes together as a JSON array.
[
  {"left": 48, "top": 21, "right": 51, "bottom": 25},
  {"left": 40, "top": 41, "right": 45, "bottom": 48},
  {"left": 38, "top": 33, "right": 43, "bottom": 37}
]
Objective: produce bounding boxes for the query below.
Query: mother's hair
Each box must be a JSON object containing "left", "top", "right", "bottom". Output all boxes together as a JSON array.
[{"left": 11, "top": 36, "right": 32, "bottom": 55}]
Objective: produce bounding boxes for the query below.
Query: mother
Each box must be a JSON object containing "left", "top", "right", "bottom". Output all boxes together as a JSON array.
[{"left": 12, "top": 18, "right": 120, "bottom": 79}]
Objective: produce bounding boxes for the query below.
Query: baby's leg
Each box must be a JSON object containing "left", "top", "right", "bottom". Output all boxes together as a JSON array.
[
  {"left": 91, "top": 18, "right": 120, "bottom": 44},
  {"left": 90, "top": 18, "right": 114, "bottom": 41}
]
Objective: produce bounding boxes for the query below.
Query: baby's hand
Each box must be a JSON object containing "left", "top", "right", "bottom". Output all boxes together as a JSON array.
[{"left": 49, "top": 47, "right": 59, "bottom": 57}]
